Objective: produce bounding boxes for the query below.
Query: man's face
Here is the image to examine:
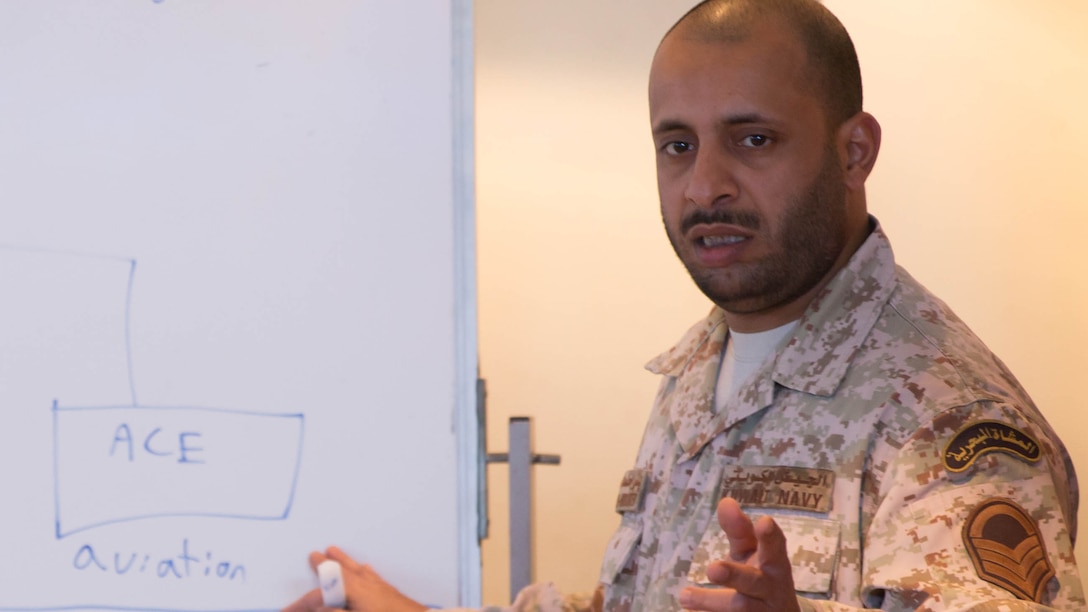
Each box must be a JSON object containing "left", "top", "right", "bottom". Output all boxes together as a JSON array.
[{"left": 649, "top": 24, "right": 852, "bottom": 324}]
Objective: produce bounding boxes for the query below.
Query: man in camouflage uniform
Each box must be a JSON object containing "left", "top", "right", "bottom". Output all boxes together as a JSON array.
[
  {"left": 593, "top": 219, "right": 1083, "bottom": 610},
  {"left": 283, "top": 0, "right": 1083, "bottom": 610}
]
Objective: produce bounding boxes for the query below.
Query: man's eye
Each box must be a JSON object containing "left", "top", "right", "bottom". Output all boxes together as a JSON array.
[
  {"left": 740, "top": 134, "right": 771, "bottom": 148},
  {"left": 662, "top": 141, "right": 694, "bottom": 155}
]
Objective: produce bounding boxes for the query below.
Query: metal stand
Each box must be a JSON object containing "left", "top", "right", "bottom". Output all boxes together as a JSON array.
[{"left": 486, "top": 417, "right": 560, "bottom": 602}]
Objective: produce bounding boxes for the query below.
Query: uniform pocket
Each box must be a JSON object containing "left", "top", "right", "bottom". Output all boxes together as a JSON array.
[
  {"left": 598, "top": 519, "right": 642, "bottom": 586},
  {"left": 687, "top": 514, "right": 842, "bottom": 597}
]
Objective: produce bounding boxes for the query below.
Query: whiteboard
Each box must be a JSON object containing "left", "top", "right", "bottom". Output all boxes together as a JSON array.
[{"left": 0, "top": 0, "right": 479, "bottom": 610}]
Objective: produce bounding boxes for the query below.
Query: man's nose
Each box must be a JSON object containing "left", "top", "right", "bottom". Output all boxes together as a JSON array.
[{"left": 683, "top": 146, "right": 738, "bottom": 208}]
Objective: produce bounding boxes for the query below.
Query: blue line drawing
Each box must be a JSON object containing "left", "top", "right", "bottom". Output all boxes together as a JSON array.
[
  {"left": 125, "top": 259, "right": 138, "bottom": 405},
  {"left": 53, "top": 403, "right": 305, "bottom": 539},
  {"left": 0, "top": 241, "right": 139, "bottom": 405},
  {"left": 1, "top": 245, "right": 309, "bottom": 611}
]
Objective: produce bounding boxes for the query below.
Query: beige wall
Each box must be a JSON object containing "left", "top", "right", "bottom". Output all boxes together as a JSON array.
[{"left": 476, "top": 0, "right": 1088, "bottom": 605}]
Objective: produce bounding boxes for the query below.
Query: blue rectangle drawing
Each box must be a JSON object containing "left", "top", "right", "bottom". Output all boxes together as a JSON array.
[{"left": 54, "top": 405, "right": 305, "bottom": 538}]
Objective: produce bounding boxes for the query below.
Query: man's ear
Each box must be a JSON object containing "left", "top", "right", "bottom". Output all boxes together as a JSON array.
[{"left": 838, "top": 111, "right": 881, "bottom": 191}]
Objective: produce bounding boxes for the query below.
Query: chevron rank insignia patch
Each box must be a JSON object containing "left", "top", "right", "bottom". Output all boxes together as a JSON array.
[{"left": 962, "top": 498, "right": 1055, "bottom": 603}]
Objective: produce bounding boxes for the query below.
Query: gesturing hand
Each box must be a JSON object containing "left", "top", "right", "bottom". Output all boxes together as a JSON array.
[
  {"left": 678, "top": 498, "right": 801, "bottom": 612},
  {"left": 281, "top": 546, "right": 427, "bottom": 612}
]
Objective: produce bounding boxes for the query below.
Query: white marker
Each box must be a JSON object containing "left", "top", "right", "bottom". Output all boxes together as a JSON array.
[{"left": 317, "top": 559, "right": 347, "bottom": 609}]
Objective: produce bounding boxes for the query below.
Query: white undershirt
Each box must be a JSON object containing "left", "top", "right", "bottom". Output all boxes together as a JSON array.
[{"left": 713, "top": 320, "right": 799, "bottom": 414}]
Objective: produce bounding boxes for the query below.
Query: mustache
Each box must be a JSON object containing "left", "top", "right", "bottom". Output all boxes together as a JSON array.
[{"left": 680, "top": 208, "right": 762, "bottom": 234}]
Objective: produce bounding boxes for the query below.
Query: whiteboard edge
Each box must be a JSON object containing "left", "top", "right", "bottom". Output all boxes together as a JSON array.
[{"left": 453, "top": 0, "right": 482, "bottom": 606}]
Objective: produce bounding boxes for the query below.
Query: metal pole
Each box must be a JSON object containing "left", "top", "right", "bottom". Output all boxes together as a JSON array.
[
  {"left": 484, "top": 415, "right": 560, "bottom": 603},
  {"left": 508, "top": 417, "right": 532, "bottom": 599}
]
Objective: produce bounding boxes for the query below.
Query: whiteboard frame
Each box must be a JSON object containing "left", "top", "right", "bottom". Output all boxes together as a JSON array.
[{"left": 452, "top": 0, "right": 482, "bottom": 606}]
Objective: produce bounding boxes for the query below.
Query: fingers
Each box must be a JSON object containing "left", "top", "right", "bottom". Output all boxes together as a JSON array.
[
  {"left": 309, "top": 545, "right": 365, "bottom": 575},
  {"left": 752, "top": 515, "right": 791, "bottom": 577},
  {"left": 687, "top": 562, "right": 796, "bottom": 611},
  {"left": 324, "top": 545, "right": 365, "bottom": 573},
  {"left": 716, "top": 498, "right": 757, "bottom": 561},
  {"left": 282, "top": 588, "right": 324, "bottom": 612},
  {"left": 678, "top": 585, "right": 744, "bottom": 611},
  {"left": 708, "top": 516, "right": 793, "bottom": 591},
  {"left": 308, "top": 551, "right": 329, "bottom": 573},
  {"left": 705, "top": 560, "right": 772, "bottom": 599},
  {"left": 292, "top": 546, "right": 427, "bottom": 612},
  {"left": 696, "top": 504, "right": 800, "bottom": 611}
]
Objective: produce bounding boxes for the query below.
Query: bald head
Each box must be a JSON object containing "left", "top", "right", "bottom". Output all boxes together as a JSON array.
[{"left": 664, "top": 0, "right": 862, "bottom": 128}]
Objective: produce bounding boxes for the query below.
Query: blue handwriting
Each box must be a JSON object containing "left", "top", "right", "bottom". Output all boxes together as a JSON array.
[
  {"left": 72, "top": 538, "right": 245, "bottom": 582},
  {"left": 109, "top": 423, "right": 205, "bottom": 464}
]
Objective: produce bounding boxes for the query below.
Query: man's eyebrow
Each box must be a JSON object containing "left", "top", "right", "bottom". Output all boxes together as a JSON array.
[
  {"left": 721, "top": 113, "right": 769, "bottom": 126},
  {"left": 652, "top": 113, "right": 777, "bottom": 134}
]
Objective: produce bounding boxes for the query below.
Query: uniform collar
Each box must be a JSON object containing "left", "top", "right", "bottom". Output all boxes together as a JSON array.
[{"left": 646, "top": 220, "right": 899, "bottom": 462}]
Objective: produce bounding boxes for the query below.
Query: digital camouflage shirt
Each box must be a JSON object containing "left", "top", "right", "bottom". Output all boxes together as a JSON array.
[{"left": 461, "top": 224, "right": 1083, "bottom": 612}]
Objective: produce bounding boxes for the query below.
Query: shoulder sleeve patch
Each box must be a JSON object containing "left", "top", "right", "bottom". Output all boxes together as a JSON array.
[
  {"left": 943, "top": 421, "right": 1041, "bottom": 473},
  {"left": 962, "top": 497, "right": 1055, "bottom": 603}
]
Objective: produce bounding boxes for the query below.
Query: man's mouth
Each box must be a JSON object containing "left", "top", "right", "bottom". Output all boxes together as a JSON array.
[{"left": 700, "top": 235, "right": 747, "bottom": 247}]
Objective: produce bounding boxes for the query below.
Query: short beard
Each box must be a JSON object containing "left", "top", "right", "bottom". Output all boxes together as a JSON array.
[{"left": 667, "top": 145, "right": 848, "bottom": 314}]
